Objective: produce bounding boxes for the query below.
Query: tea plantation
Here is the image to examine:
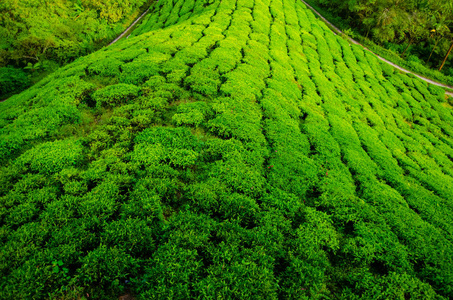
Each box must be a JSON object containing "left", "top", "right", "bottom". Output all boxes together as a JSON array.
[{"left": 1, "top": 0, "right": 453, "bottom": 299}]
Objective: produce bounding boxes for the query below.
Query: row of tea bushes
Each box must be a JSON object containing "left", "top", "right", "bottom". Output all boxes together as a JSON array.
[{"left": 1, "top": 0, "right": 453, "bottom": 298}]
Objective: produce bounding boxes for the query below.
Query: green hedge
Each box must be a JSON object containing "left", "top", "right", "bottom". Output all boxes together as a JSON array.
[{"left": 1, "top": 0, "right": 453, "bottom": 299}]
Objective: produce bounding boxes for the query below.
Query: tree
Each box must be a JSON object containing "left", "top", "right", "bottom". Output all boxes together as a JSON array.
[
  {"left": 439, "top": 39, "right": 453, "bottom": 71},
  {"left": 348, "top": 0, "right": 378, "bottom": 38},
  {"left": 426, "top": 21, "right": 450, "bottom": 64},
  {"left": 372, "top": 1, "right": 404, "bottom": 43},
  {"left": 401, "top": 11, "right": 428, "bottom": 58},
  {"left": 433, "top": 0, "right": 453, "bottom": 70}
]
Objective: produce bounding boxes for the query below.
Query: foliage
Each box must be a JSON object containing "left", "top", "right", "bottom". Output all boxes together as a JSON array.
[
  {"left": 92, "top": 84, "right": 141, "bottom": 108},
  {"left": 311, "top": 0, "right": 453, "bottom": 77},
  {"left": 1, "top": 0, "right": 453, "bottom": 299},
  {"left": 0, "top": 67, "right": 31, "bottom": 99},
  {"left": 15, "top": 139, "right": 84, "bottom": 174},
  {"left": 0, "top": 0, "right": 153, "bottom": 67}
]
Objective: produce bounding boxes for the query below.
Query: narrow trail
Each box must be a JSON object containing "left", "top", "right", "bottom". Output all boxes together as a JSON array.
[
  {"left": 299, "top": 0, "right": 453, "bottom": 97},
  {"left": 0, "top": 8, "right": 151, "bottom": 104},
  {"left": 108, "top": 8, "right": 150, "bottom": 46}
]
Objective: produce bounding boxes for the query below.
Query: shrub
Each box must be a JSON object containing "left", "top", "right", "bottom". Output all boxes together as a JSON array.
[
  {"left": 92, "top": 83, "right": 141, "bottom": 107},
  {"left": 78, "top": 245, "right": 139, "bottom": 299},
  {"left": 87, "top": 57, "right": 123, "bottom": 77},
  {"left": 172, "top": 101, "right": 210, "bottom": 126},
  {"left": 15, "top": 139, "right": 84, "bottom": 175},
  {"left": 184, "top": 68, "right": 221, "bottom": 96},
  {"left": 101, "top": 218, "right": 155, "bottom": 256},
  {"left": 0, "top": 67, "right": 31, "bottom": 99}
]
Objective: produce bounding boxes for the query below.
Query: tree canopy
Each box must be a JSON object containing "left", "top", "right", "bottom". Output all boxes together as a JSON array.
[
  {"left": 0, "top": 0, "right": 151, "bottom": 67},
  {"left": 316, "top": 0, "right": 453, "bottom": 73}
]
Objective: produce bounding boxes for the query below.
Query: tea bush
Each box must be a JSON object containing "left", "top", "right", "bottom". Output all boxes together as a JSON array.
[
  {"left": 15, "top": 139, "right": 84, "bottom": 175},
  {"left": 1, "top": 0, "right": 453, "bottom": 299},
  {"left": 92, "top": 84, "right": 141, "bottom": 108}
]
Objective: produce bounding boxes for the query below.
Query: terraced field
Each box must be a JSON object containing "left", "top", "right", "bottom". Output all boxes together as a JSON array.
[{"left": 1, "top": 0, "right": 453, "bottom": 298}]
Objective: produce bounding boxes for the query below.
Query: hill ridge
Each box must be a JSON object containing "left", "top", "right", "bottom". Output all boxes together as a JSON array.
[{"left": 1, "top": 0, "right": 453, "bottom": 298}]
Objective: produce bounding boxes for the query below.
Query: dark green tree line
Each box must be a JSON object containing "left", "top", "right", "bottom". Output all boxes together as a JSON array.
[
  {"left": 0, "top": 0, "right": 153, "bottom": 99},
  {"left": 0, "top": 0, "right": 152, "bottom": 67},
  {"left": 316, "top": 0, "right": 453, "bottom": 72}
]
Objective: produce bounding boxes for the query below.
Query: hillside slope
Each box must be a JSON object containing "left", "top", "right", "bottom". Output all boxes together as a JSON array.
[{"left": 1, "top": 0, "right": 453, "bottom": 299}]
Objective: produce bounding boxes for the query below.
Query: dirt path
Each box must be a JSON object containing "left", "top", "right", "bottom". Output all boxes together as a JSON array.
[
  {"left": 108, "top": 8, "right": 150, "bottom": 46},
  {"left": 1, "top": 9, "right": 152, "bottom": 104},
  {"left": 299, "top": 0, "right": 453, "bottom": 97}
]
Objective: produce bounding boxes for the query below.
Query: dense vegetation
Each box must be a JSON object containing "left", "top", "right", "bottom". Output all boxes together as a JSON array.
[
  {"left": 0, "top": 67, "right": 31, "bottom": 100},
  {"left": 310, "top": 0, "right": 453, "bottom": 77},
  {"left": 0, "top": 0, "right": 152, "bottom": 98},
  {"left": 0, "top": 0, "right": 153, "bottom": 66},
  {"left": 1, "top": 0, "right": 453, "bottom": 298}
]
